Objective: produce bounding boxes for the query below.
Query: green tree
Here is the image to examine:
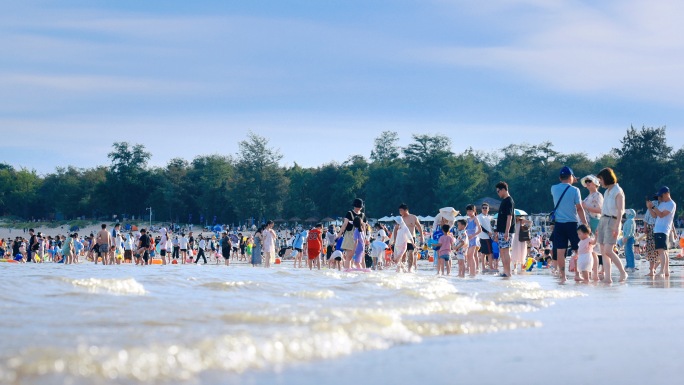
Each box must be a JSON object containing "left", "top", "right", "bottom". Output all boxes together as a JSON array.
[
  {"left": 614, "top": 126, "right": 672, "bottom": 208},
  {"left": 233, "top": 132, "right": 288, "bottom": 222},
  {"left": 370, "top": 131, "right": 400, "bottom": 163},
  {"left": 403, "top": 134, "right": 453, "bottom": 214},
  {"left": 105, "top": 142, "right": 152, "bottom": 217}
]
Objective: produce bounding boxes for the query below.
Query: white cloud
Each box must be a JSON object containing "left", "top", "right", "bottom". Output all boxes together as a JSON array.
[{"left": 423, "top": 0, "right": 684, "bottom": 104}]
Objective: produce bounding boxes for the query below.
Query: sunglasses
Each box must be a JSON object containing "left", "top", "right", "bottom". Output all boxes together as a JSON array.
[{"left": 585, "top": 180, "right": 593, "bottom": 184}]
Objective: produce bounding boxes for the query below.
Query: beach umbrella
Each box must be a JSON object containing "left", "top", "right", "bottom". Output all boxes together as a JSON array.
[
  {"left": 422, "top": 215, "right": 436, "bottom": 222},
  {"left": 289, "top": 217, "right": 302, "bottom": 222},
  {"left": 273, "top": 218, "right": 285, "bottom": 223},
  {"left": 515, "top": 209, "right": 528, "bottom": 216},
  {"left": 320, "top": 217, "right": 335, "bottom": 223},
  {"left": 304, "top": 217, "right": 319, "bottom": 223},
  {"left": 378, "top": 216, "right": 394, "bottom": 222}
]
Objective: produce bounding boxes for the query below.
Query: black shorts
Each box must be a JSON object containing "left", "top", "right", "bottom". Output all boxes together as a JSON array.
[
  {"left": 654, "top": 233, "right": 669, "bottom": 250},
  {"left": 222, "top": 248, "right": 231, "bottom": 258},
  {"left": 326, "top": 245, "right": 334, "bottom": 260},
  {"left": 334, "top": 255, "right": 342, "bottom": 261},
  {"left": 479, "top": 238, "right": 492, "bottom": 255},
  {"left": 294, "top": 247, "right": 303, "bottom": 252},
  {"left": 160, "top": 249, "right": 166, "bottom": 257},
  {"left": 407, "top": 243, "right": 415, "bottom": 251},
  {"left": 552, "top": 222, "right": 580, "bottom": 252}
]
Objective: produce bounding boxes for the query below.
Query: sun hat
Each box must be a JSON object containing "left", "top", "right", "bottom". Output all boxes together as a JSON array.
[{"left": 581, "top": 174, "right": 600, "bottom": 188}]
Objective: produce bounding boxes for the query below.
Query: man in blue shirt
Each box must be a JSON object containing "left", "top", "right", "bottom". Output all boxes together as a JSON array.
[{"left": 551, "top": 166, "right": 588, "bottom": 282}]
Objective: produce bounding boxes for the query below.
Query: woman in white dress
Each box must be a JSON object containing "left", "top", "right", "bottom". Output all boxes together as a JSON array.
[{"left": 262, "top": 220, "right": 277, "bottom": 268}]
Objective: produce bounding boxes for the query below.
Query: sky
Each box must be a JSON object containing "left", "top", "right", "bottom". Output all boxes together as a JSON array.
[{"left": 1, "top": 0, "right": 683, "bottom": 175}]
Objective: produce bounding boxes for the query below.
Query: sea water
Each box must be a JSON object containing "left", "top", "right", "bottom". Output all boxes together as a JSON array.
[{"left": 0, "top": 262, "right": 587, "bottom": 384}]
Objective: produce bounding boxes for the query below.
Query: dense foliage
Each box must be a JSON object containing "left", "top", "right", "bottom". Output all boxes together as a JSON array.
[{"left": 0, "top": 126, "right": 681, "bottom": 224}]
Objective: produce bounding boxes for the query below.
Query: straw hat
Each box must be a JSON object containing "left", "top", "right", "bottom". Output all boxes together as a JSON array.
[{"left": 581, "top": 174, "right": 600, "bottom": 188}]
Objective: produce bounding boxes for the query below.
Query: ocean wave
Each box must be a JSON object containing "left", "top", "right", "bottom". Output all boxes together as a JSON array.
[
  {"left": 199, "top": 281, "right": 256, "bottom": 291},
  {"left": 60, "top": 277, "right": 147, "bottom": 296},
  {"left": 283, "top": 290, "right": 335, "bottom": 299}
]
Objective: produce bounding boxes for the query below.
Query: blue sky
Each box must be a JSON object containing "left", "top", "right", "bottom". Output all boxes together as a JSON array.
[{"left": 1, "top": 0, "right": 682, "bottom": 174}]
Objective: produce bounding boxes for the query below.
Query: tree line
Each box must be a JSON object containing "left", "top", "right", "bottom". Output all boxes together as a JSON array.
[{"left": 0, "top": 126, "right": 681, "bottom": 224}]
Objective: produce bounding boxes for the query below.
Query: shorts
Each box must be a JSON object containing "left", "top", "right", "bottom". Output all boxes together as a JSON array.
[
  {"left": 497, "top": 233, "right": 512, "bottom": 249},
  {"left": 222, "top": 248, "right": 231, "bottom": 258},
  {"left": 99, "top": 244, "right": 109, "bottom": 254},
  {"left": 455, "top": 252, "right": 465, "bottom": 261},
  {"left": 326, "top": 245, "right": 334, "bottom": 260},
  {"left": 294, "top": 247, "right": 303, "bottom": 253},
  {"left": 124, "top": 250, "right": 133, "bottom": 260},
  {"left": 160, "top": 249, "right": 166, "bottom": 257},
  {"left": 552, "top": 222, "right": 580, "bottom": 251},
  {"left": 371, "top": 248, "right": 385, "bottom": 259},
  {"left": 407, "top": 243, "right": 415, "bottom": 252},
  {"left": 654, "top": 233, "right": 669, "bottom": 250},
  {"left": 577, "top": 253, "right": 593, "bottom": 272},
  {"left": 341, "top": 231, "right": 355, "bottom": 251},
  {"left": 438, "top": 253, "right": 450, "bottom": 261},
  {"left": 181, "top": 249, "right": 187, "bottom": 253},
  {"left": 597, "top": 216, "right": 620, "bottom": 245},
  {"left": 479, "top": 238, "right": 492, "bottom": 254},
  {"left": 308, "top": 249, "right": 321, "bottom": 260}
]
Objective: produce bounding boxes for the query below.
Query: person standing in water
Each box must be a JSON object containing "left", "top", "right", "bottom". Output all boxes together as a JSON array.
[
  {"left": 393, "top": 203, "right": 425, "bottom": 273},
  {"left": 495, "top": 182, "right": 515, "bottom": 278},
  {"left": 596, "top": 167, "right": 628, "bottom": 283},
  {"left": 336, "top": 198, "right": 367, "bottom": 269},
  {"left": 262, "top": 220, "right": 277, "bottom": 268}
]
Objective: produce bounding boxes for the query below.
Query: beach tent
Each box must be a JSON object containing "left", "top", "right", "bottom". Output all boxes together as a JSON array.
[
  {"left": 422, "top": 215, "right": 436, "bottom": 222},
  {"left": 378, "top": 216, "right": 394, "bottom": 222}
]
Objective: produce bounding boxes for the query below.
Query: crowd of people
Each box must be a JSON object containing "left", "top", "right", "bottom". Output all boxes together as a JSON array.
[{"left": 2, "top": 166, "right": 681, "bottom": 283}]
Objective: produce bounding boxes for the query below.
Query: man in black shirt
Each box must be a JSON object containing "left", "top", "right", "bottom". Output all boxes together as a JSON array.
[
  {"left": 136, "top": 229, "right": 151, "bottom": 265},
  {"left": 495, "top": 181, "right": 515, "bottom": 277}
]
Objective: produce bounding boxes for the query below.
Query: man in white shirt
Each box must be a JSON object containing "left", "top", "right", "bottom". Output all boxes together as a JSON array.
[
  {"left": 477, "top": 203, "right": 495, "bottom": 272},
  {"left": 179, "top": 234, "right": 189, "bottom": 263},
  {"left": 647, "top": 186, "right": 677, "bottom": 277}
]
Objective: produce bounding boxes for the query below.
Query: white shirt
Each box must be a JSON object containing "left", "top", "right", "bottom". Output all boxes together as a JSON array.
[
  {"left": 179, "top": 237, "right": 189, "bottom": 249},
  {"left": 654, "top": 199, "right": 677, "bottom": 234},
  {"left": 601, "top": 183, "right": 624, "bottom": 217},
  {"left": 477, "top": 214, "right": 493, "bottom": 239},
  {"left": 199, "top": 239, "right": 206, "bottom": 250}
]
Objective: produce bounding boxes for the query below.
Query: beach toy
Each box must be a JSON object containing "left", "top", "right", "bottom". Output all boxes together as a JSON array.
[
  {"left": 524, "top": 258, "right": 534, "bottom": 271},
  {"left": 275, "top": 257, "right": 281, "bottom": 264},
  {"left": 34, "top": 255, "right": 41, "bottom": 263},
  {"left": 0, "top": 259, "right": 18, "bottom": 263},
  {"left": 171, "top": 260, "right": 178, "bottom": 265},
  {"left": 151, "top": 258, "right": 163, "bottom": 265},
  {"left": 97, "top": 257, "right": 102, "bottom": 262},
  {"left": 186, "top": 258, "right": 193, "bottom": 263},
  {"left": 537, "top": 261, "right": 543, "bottom": 269},
  {"left": 428, "top": 256, "right": 434, "bottom": 262}
]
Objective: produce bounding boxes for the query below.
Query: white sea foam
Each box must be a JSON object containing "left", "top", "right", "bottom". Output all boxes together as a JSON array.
[{"left": 63, "top": 277, "right": 147, "bottom": 296}]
